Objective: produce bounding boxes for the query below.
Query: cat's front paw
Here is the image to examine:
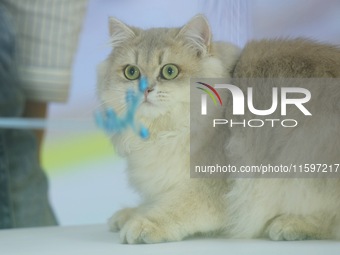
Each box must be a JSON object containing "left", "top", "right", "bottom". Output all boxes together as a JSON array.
[
  {"left": 120, "top": 215, "right": 181, "bottom": 244},
  {"left": 108, "top": 207, "right": 136, "bottom": 232},
  {"left": 267, "top": 215, "right": 310, "bottom": 241}
]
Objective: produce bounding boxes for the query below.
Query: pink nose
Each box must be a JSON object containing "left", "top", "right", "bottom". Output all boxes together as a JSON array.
[{"left": 144, "top": 88, "right": 154, "bottom": 97}]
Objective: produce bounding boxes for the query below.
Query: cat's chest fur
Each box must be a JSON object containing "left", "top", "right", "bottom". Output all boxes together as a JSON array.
[{"left": 125, "top": 129, "right": 190, "bottom": 199}]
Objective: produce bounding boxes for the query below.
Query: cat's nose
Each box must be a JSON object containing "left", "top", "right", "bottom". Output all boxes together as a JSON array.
[{"left": 144, "top": 88, "right": 154, "bottom": 97}]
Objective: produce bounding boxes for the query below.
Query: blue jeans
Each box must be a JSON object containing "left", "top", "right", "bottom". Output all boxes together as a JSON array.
[{"left": 0, "top": 4, "right": 57, "bottom": 228}]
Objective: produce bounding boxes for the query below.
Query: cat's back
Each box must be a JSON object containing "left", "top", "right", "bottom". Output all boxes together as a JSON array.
[{"left": 233, "top": 38, "right": 340, "bottom": 78}]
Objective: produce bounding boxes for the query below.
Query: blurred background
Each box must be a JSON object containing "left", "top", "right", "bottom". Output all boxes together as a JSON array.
[{"left": 41, "top": 0, "right": 340, "bottom": 226}]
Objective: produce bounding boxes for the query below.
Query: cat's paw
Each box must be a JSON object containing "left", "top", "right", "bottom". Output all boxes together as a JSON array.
[
  {"left": 267, "top": 215, "right": 309, "bottom": 241},
  {"left": 120, "top": 215, "right": 181, "bottom": 244},
  {"left": 108, "top": 207, "right": 136, "bottom": 232}
]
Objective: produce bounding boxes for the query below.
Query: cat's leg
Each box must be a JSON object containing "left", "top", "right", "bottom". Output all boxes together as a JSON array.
[
  {"left": 108, "top": 207, "right": 137, "bottom": 232},
  {"left": 118, "top": 184, "right": 226, "bottom": 244},
  {"left": 265, "top": 213, "right": 333, "bottom": 241}
]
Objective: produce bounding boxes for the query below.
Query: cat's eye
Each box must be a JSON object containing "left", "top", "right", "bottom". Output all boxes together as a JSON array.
[
  {"left": 161, "top": 64, "right": 179, "bottom": 80},
  {"left": 124, "top": 65, "right": 140, "bottom": 80}
]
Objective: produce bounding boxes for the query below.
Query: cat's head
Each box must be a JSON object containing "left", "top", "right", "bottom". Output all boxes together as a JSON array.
[{"left": 98, "top": 15, "right": 227, "bottom": 130}]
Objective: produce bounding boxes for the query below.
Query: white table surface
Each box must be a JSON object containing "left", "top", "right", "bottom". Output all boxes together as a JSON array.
[{"left": 1, "top": 224, "right": 339, "bottom": 255}]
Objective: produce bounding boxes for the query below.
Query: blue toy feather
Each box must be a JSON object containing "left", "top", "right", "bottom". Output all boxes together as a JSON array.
[{"left": 95, "top": 77, "right": 150, "bottom": 139}]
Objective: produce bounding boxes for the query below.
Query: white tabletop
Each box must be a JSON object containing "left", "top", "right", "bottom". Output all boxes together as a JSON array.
[{"left": 0, "top": 224, "right": 339, "bottom": 255}]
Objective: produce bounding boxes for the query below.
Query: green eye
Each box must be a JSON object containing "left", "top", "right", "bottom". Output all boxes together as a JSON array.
[
  {"left": 124, "top": 65, "right": 140, "bottom": 80},
  {"left": 161, "top": 64, "right": 179, "bottom": 80}
]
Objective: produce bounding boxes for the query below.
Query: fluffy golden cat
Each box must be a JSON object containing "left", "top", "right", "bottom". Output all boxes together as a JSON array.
[{"left": 97, "top": 15, "right": 340, "bottom": 244}]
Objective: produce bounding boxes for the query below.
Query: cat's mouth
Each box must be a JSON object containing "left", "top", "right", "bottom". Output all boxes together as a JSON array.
[
  {"left": 142, "top": 99, "right": 154, "bottom": 106},
  {"left": 143, "top": 88, "right": 155, "bottom": 105}
]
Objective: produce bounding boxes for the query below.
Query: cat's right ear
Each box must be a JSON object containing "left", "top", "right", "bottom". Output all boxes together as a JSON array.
[
  {"left": 177, "top": 14, "right": 212, "bottom": 56},
  {"left": 109, "top": 17, "right": 136, "bottom": 47}
]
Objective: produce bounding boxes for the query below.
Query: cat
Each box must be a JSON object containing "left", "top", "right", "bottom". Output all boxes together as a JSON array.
[{"left": 97, "top": 14, "right": 340, "bottom": 244}]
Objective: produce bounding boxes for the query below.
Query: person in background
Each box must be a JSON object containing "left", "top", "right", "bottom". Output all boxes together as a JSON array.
[{"left": 0, "top": 0, "right": 87, "bottom": 229}]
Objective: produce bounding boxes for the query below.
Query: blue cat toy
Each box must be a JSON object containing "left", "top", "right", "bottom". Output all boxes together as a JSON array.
[{"left": 95, "top": 77, "right": 149, "bottom": 139}]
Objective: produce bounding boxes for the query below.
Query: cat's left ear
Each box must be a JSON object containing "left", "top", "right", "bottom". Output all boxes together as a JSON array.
[{"left": 177, "top": 14, "right": 212, "bottom": 56}]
